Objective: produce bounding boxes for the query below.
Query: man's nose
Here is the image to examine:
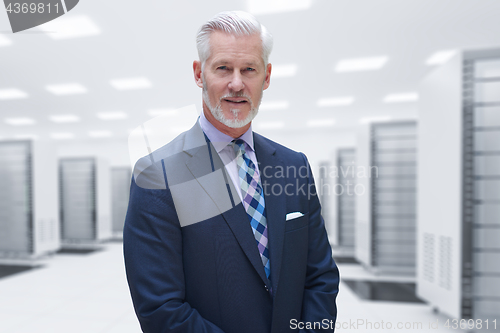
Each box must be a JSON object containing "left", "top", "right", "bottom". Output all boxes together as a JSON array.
[{"left": 228, "top": 72, "right": 244, "bottom": 91}]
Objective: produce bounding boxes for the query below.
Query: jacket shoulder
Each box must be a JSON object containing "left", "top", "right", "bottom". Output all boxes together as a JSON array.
[
  {"left": 132, "top": 129, "right": 189, "bottom": 190},
  {"left": 253, "top": 132, "right": 307, "bottom": 164}
]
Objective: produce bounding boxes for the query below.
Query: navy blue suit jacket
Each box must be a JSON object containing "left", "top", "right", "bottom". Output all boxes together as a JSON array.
[{"left": 124, "top": 122, "right": 339, "bottom": 332}]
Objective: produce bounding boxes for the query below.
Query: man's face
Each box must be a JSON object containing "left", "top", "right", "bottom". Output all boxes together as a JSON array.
[{"left": 197, "top": 31, "right": 271, "bottom": 129}]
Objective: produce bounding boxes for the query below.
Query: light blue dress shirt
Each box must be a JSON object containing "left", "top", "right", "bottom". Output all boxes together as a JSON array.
[{"left": 198, "top": 110, "right": 261, "bottom": 202}]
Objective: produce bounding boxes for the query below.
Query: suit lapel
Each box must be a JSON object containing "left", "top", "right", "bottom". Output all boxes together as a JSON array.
[
  {"left": 254, "top": 134, "right": 286, "bottom": 295},
  {"left": 183, "top": 123, "right": 269, "bottom": 286}
]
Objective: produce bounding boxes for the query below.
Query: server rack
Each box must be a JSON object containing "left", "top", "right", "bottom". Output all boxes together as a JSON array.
[
  {"left": 111, "top": 167, "right": 131, "bottom": 236},
  {"left": 0, "top": 140, "right": 59, "bottom": 259},
  {"left": 59, "top": 157, "right": 111, "bottom": 244},
  {"left": 331, "top": 148, "right": 356, "bottom": 256},
  {"left": 466, "top": 52, "right": 500, "bottom": 322},
  {"left": 418, "top": 48, "right": 500, "bottom": 322},
  {"left": 356, "top": 120, "right": 418, "bottom": 275}
]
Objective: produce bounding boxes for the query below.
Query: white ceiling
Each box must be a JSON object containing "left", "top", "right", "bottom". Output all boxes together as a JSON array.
[{"left": 1, "top": 0, "right": 500, "bottom": 141}]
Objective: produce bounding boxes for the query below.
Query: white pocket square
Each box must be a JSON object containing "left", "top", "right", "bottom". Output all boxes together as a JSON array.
[{"left": 286, "top": 212, "right": 304, "bottom": 221}]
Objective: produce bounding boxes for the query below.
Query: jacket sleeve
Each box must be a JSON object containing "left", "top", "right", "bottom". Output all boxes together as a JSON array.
[
  {"left": 300, "top": 153, "right": 340, "bottom": 332},
  {"left": 123, "top": 172, "right": 225, "bottom": 333}
]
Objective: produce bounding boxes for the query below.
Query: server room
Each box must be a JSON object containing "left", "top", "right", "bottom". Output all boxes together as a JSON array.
[{"left": 0, "top": 1, "right": 499, "bottom": 332}]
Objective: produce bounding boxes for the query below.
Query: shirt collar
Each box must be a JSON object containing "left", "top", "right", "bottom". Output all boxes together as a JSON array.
[{"left": 198, "top": 109, "right": 255, "bottom": 153}]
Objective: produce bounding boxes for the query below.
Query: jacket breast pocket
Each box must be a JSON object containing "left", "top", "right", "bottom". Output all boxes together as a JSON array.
[{"left": 285, "top": 212, "right": 309, "bottom": 232}]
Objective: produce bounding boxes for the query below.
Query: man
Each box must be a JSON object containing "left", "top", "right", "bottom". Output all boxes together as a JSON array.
[{"left": 124, "top": 11, "right": 339, "bottom": 333}]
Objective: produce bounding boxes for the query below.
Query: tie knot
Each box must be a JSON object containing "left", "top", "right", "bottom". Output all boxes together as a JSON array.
[{"left": 232, "top": 139, "right": 246, "bottom": 155}]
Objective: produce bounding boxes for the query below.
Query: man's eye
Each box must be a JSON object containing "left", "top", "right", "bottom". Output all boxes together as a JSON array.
[
  {"left": 246, "top": 67, "right": 255, "bottom": 71},
  {"left": 217, "top": 66, "right": 227, "bottom": 70}
]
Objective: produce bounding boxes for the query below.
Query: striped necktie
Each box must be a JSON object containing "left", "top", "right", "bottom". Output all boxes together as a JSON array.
[{"left": 233, "top": 139, "right": 270, "bottom": 279}]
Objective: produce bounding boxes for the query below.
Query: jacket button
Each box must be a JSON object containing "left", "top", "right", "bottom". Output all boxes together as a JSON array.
[{"left": 265, "top": 286, "right": 269, "bottom": 291}]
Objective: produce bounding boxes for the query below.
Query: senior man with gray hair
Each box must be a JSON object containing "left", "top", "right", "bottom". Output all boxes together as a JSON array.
[{"left": 124, "top": 11, "right": 339, "bottom": 333}]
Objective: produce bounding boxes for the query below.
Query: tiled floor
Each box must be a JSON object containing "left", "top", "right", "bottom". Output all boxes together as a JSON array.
[
  {"left": 335, "top": 263, "right": 473, "bottom": 333},
  {"left": 0, "top": 243, "right": 140, "bottom": 333},
  {"left": 0, "top": 244, "right": 480, "bottom": 333}
]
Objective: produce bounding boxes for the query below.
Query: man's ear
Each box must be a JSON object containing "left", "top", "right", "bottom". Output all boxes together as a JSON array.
[
  {"left": 263, "top": 63, "right": 272, "bottom": 90},
  {"left": 193, "top": 60, "right": 203, "bottom": 88}
]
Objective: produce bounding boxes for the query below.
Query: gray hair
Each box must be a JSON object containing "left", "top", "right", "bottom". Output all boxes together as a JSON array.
[{"left": 196, "top": 11, "right": 273, "bottom": 69}]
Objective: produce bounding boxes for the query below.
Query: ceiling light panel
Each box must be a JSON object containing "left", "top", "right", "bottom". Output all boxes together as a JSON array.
[
  {"left": 39, "top": 15, "right": 101, "bottom": 40},
  {"left": 335, "top": 56, "right": 388, "bottom": 72},
  {"left": 317, "top": 96, "right": 354, "bottom": 107},
  {"left": 96, "top": 112, "right": 128, "bottom": 120},
  {"left": 45, "top": 83, "right": 87, "bottom": 95},
  {"left": 110, "top": 77, "right": 152, "bottom": 90},
  {"left": 49, "top": 114, "right": 81, "bottom": 123},
  {"left": 247, "top": 0, "right": 312, "bottom": 15},
  {"left": 383, "top": 92, "right": 419, "bottom": 103},
  {"left": 5, "top": 117, "right": 36, "bottom": 126},
  {"left": 426, "top": 50, "right": 457, "bottom": 65},
  {"left": 0, "top": 88, "right": 28, "bottom": 100}
]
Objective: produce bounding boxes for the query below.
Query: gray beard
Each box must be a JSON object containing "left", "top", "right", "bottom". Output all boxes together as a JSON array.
[{"left": 202, "top": 81, "right": 262, "bottom": 129}]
